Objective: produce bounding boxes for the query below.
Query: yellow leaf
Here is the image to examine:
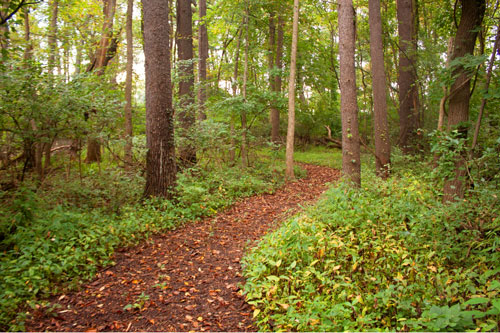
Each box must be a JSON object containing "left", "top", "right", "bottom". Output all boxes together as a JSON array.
[
  {"left": 253, "top": 309, "right": 260, "bottom": 318},
  {"left": 279, "top": 303, "right": 290, "bottom": 310}
]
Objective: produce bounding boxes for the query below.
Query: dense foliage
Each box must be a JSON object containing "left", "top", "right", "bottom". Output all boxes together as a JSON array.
[
  {"left": 0, "top": 159, "right": 287, "bottom": 330},
  {"left": 243, "top": 152, "right": 500, "bottom": 331}
]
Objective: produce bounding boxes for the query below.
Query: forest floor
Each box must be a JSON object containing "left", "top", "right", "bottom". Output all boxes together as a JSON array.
[{"left": 25, "top": 164, "right": 340, "bottom": 332}]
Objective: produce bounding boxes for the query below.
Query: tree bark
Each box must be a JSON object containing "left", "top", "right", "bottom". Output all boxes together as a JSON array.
[
  {"left": 471, "top": 25, "right": 500, "bottom": 152},
  {"left": 268, "top": 11, "right": 278, "bottom": 144},
  {"left": 437, "top": 37, "right": 454, "bottom": 131},
  {"left": 443, "top": 0, "right": 485, "bottom": 202},
  {"left": 124, "top": 0, "right": 134, "bottom": 167},
  {"left": 397, "top": 0, "right": 419, "bottom": 153},
  {"left": 369, "top": 0, "right": 390, "bottom": 178},
  {"left": 177, "top": 0, "right": 196, "bottom": 166},
  {"left": 271, "top": 13, "right": 284, "bottom": 145},
  {"left": 285, "top": 0, "right": 299, "bottom": 179},
  {"left": 142, "top": 0, "right": 177, "bottom": 198},
  {"left": 230, "top": 26, "right": 243, "bottom": 165},
  {"left": 47, "top": 0, "right": 59, "bottom": 77},
  {"left": 241, "top": 4, "right": 249, "bottom": 168},
  {"left": 197, "top": 0, "right": 208, "bottom": 121},
  {"left": 338, "top": 0, "right": 361, "bottom": 187}
]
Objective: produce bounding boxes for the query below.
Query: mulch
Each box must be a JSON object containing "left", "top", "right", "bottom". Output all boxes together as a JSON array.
[{"left": 25, "top": 164, "right": 340, "bottom": 332}]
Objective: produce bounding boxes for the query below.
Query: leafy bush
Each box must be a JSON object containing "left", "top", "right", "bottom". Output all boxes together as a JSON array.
[{"left": 243, "top": 168, "right": 499, "bottom": 331}]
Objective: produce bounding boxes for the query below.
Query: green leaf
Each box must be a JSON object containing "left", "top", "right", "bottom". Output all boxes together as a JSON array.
[{"left": 464, "top": 297, "right": 489, "bottom": 306}]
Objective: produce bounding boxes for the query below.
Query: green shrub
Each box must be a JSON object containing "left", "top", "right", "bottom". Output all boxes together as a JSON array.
[{"left": 243, "top": 170, "right": 499, "bottom": 331}]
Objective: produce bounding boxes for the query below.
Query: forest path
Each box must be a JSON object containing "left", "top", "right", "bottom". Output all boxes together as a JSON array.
[{"left": 26, "top": 164, "right": 340, "bottom": 332}]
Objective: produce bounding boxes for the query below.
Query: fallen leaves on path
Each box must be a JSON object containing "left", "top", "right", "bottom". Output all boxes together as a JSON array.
[{"left": 25, "top": 164, "right": 340, "bottom": 332}]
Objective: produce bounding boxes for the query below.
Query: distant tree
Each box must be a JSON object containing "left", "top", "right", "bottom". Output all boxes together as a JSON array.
[
  {"left": 124, "top": 0, "right": 134, "bottom": 167},
  {"left": 143, "top": 0, "right": 177, "bottom": 198},
  {"left": 443, "top": 0, "right": 485, "bottom": 202},
  {"left": 241, "top": 3, "right": 249, "bottom": 168},
  {"left": 86, "top": 0, "right": 117, "bottom": 163},
  {"left": 285, "top": 0, "right": 299, "bottom": 179},
  {"left": 368, "top": 0, "right": 390, "bottom": 178},
  {"left": 338, "top": 0, "right": 360, "bottom": 187}
]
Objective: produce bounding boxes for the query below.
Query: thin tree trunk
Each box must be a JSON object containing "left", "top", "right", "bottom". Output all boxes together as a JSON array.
[
  {"left": 443, "top": 0, "right": 485, "bottom": 202},
  {"left": 241, "top": 5, "right": 249, "bottom": 168},
  {"left": 271, "top": 13, "right": 284, "bottom": 145},
  {"left": 369, "top": 0, "right": 390, "bottom": 178},
  {"left": 285, "top": 0, "right": 300, "bottom": 179},
  {"left": 339, "top": 0, "right": 361, "bottom": 187},
  {"left": 197, "top": 0, "right": 208, "bottom": 121},
  {"left": 142, "top": 0, "right": 177, "bottom": 198},
  {"left": 230, "top": 26, "right": 243, "bottom": 165},
  {"left": 23, "top": 9, "right": 32, "bottom": 62},
  {"left": 177, "top": 0, "right": 196, "bottom": 166},
  {"left": 124, "top": 0, "right": 134, "bottom": 166},
  {"left": 268, "top": 11, "right": 278, "bottom": 144},
  {"left": 47, "top": 0, "right": 59, "bottom": 76},
  {"left": 471, "top": 25, "right": 500, "bottom": 152}
]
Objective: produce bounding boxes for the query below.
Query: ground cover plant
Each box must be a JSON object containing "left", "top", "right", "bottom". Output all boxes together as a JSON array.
[
  {"left": 242, "top": 153, "right": 500, "bottom": 331},
  {"left": 0, "top": 159, "right": 287, "bottom": 330}
]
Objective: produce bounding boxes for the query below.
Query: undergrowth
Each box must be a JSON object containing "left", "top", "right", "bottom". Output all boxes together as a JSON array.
[
  {"left": 0, "top": 160, "right": 287, "bottom": 331},
  {"left": 243, "top": 154, "right": 500, "bottom": 331}
]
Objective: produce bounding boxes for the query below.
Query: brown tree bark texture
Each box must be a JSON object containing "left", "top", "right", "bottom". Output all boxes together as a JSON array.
[
  {"left": 368, "top": 0, "right": 390, "bottom": 178},
  {"left": 338, "top": 0, "right": 361, "bottom": 187},
  {"left": 143, "top": 0, "right": 177, "bottom": 198},
  {"left": 177, "top": 0, "right": 196, "bottom": 165},
  {"left": 285, "top": 0, "right": 299, "bottom": 179},
  {"left": 124, "top": 0, "right": 134, "bottom": 166},
  {"left": 197, "top": 0, "right": 208, "bottom": 121},
  {"left": 443, "top": 0, "right": 485, "bottom": 201},
  {"left": 397, "top": 0, "right": 419, "bottom": 153},
  {"left": 271, "top": 14, "right": 284, "bottom": 145}
]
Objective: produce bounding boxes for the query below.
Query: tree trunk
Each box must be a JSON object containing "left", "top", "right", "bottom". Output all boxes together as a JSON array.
[
  {"left": 471, "top": 25, "right": 500, "bottom": 151},
  {"left": 47, "top": 0, "right": 59, "bottom": 77},
  {"left": 142, "top": 0, "right": 177, "bottom": 198},
  {"left": 241, "top": 4, "right": 249, "bottom": 168},
  {"left": 124, "top": 0, "right": 134, "bottom": 167},
  {"left": 197, "top": 0, "right": 208, "bottom": 121},
  {"left": 268, "top": 11, "right": 277, "bottom": 144},
  {"left": 443, "top": 0, "right": 485, "bottom": 202},
  {"left": 369, "top": 0, "right": 390, "bottom": 178},
  {"left": 338, "top": 0, "right": 361, "bottom": 187},
  {"left": 285, "top": 0, "right": 300, "bottom": 179},
  {"left": 177, "top": 0, "right": 196, "bottom": 166},
  {"left": 437, "top": 37, "right": 454, "bottom": 131},
  {"left": 271, "top": 13, "right": 284, "bottom": 145},
  {"left": 86, "top": 0, "right": 117, "bottom": 163},
  {"left": 230, "top": 26, "right": 243, "bottom": 165},
  {"left": 397, "top": 0, "right": 419, "bottom": 154}
]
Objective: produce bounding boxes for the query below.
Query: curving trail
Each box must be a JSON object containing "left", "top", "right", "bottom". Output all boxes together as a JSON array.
[{"left": 26, "top": 164, "right": 340, "bottom": 332}]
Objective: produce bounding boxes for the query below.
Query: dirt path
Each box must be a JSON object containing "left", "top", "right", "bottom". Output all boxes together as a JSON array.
[{"left": 26, "top": 164, "right": 340, "bottom": 332}]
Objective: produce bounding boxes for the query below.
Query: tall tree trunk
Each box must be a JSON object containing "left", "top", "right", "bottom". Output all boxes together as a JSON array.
[
  {"left": 230, "top": 27, "right": 243, "bottom": 165},
  {"left": 443, "top": 0, "right": 485, "bottom": 202},
  {"left": 177, "top": 0, "right": 196, "bottom": 166},
  {"left": 471, "top": 25, "right": 500, "bottom": 151},
  {"left": 268, "top": 11, "right": 278, "bottom": 144},
  {"left": 397, "top": 0, "right": 419, "bottom": 153},
  {"left": 124, "top": 0, "right": 134, "bottom": 166},
  {"left": 285, "top": 0, "right": 299, "bottom": 179},
  {"left": 47, "top": 0, "right": 59, "bottom": 76},
  {"left": 197, "top": 0, "right": 208, "bottom": 121},
  {"left": 23, "top": 8, "right": 32, "bottom": 62},
  {"left": 142, "top": 0, "right": 177, "bottom": 198},
  {"left": 339, "top": 0, "right": 361, "bottom": 187},
  {"left": 0, "top": 3, "right": 8, "bottom": 52},
  {"left": 86, "top": 0, "right": 117, "bottom": 163},
  {"left": 241, "top": 5, "right": 249, "bottom": 168},
  {"left": 271, "top": 13, "right": 284, "bottom": 145},
  {"left": 369, "top": 0, "right": 390, "bottom": 178}
]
